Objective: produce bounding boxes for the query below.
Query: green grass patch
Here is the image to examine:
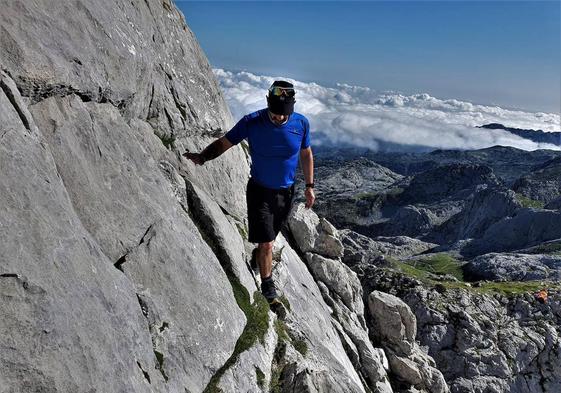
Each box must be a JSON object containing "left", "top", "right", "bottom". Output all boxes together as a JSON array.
[
  {"left": 269, "top": 365, "right": 283, "bottom": 393},
  {"left": 388, "top": 254, "right": 561, "bottom": 297},
  {"left": 354, "top": 191, "right": 379, "bottom": 201},
  {"left": 156, "top": 133, "right": 176, "bottom": 150},
  {"left": 203, "top": 280, "right": 270, "bottom": 393},
  {"left": 274, "top": 318, "right": 289, "bottom": 343},
  {"left": 274, "top": 311, "right": 308, "bottom": 358},
  {"left": 255, "top": 366, "right": 265, "bottom": 388},
  {"left": 472, "top": 281, "right": 561, "bottom": 296},
  {"left": 234, "top": 221, "right": 248, "bottom": 241},
  {"left": 515, "top": 193, "right": 545, "bottom": 209},
  {"left": 522, "top": 240, "right": 561, "bottom": 255},
  {"left": 392, "top": 254, "right": 464, "bottom": 282},
  {"left": 278, "top": 295, "right": 291, "bottom": 312},
  {"left": 292, "top": 339, "right": 309, "bottom": 357}
]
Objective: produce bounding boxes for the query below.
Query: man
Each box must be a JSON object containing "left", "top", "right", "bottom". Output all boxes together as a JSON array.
[{"left": 183, "top": 80, "right": 315, "bottom": 305}]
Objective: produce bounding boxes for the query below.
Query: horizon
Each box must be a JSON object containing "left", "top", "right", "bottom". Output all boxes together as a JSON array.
[
  {"left": 214, "top": 67, "right": 561, "bottom": 152},
  {"left": 178, "top": 0, "right": 561, "bottom": 115}
]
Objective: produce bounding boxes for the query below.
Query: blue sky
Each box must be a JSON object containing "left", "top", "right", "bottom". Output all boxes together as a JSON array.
[{"left": 177, "top": 1, "right": 560, "bottom": 114}]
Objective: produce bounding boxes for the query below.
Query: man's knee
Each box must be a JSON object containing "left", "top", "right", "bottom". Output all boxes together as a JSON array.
[{"left": 257, "top": 241, "right": 274, "bottom": 253}]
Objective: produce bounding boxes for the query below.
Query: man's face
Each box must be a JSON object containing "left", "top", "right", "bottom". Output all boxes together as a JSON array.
[{"left": 270, "top": 112, "right": 289, "bottom": 125}]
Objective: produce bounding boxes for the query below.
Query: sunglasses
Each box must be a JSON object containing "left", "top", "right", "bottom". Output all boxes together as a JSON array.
[{"left": 268, "top": 86, "right": 296, "bottom": 97}]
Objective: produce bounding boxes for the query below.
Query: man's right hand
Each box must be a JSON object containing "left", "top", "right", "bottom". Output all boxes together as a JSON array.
[{"left": 183, "top": 151, "right": 205, "bottom": 166}]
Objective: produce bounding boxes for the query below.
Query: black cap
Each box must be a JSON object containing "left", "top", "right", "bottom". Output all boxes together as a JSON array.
[
  {"left": 271, "top": 80, "right": 294, "bottom": 89},
  {"left": 267, "top": 80, "right": 296, "bottom": 115}
]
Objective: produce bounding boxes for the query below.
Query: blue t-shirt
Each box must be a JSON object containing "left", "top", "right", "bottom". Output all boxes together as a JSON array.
[{"left": 224, "top": 108, "right": 311, "bottom": 189}]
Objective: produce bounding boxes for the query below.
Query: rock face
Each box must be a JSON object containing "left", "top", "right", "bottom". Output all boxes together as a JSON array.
[
  {"left": 1, "top": 1, "right": 252, "bottom": 390},
  {"left": 462, "top": 209, "right": 561, "bottom": 256},
  {"left": 406, "top": 288, "right": 561, "bottom": 393},
  {"left": 545, "top": 196, "right": 561, "bottom": 210},
  {"left": 296, "top": 157, "right": 403, "bottom": 230},
  {"left": 288, "top": 203, "right": 344, "bottom": 259},
  {"left": 400, "top": 164, "right": 499, "bottom": 204},
  {"left": 513, "top": 157, "right": 561, "bottom": 204},
  {"left": 353, "top": 261, "right": 561, "bottom": 393}
]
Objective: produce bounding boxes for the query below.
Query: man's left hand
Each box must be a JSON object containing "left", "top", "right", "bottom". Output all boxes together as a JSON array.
[{"left": 305, "top": 187, "right": 315, "bottom": 209}]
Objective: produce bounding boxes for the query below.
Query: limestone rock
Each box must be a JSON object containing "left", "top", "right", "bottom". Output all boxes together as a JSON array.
[
  {"left": 0, "top": 72, "right": 166, "bottom": 393},
  {"left": 368, "top": 291, "right": 449, "bottom": 393},
  {"left": 431, "top": 185, "right": 521, "bottom": 244},
  {"left": 1, "top": 1, "right": 251, "bottom": 391},
  {"left": 340, "top": 229, "right": 437, "bottom": 269},
  {"left": 305, "top": 253, "right": 363, "bottom": 313},
  {"left": 513, "top": 157, "right": 561, "bottom": 204},
  {"left": 288, "top": 203, "right": 344, "bottom": 259},
  {"left": 184, "top": 178, "right": 257, "bottom": 298},
  {"left": 463, "top": 253, "right": 561, "bottom": 281},
  {"left": 545, "top": 195, "right": 561, "bottom": 210},
  {"left": 272, "top": 235, "right": 367, "bottom": 392},
  {"left": 218, "top": 312, "right": 278, "bottom": 393},
  {"left": 368, "top": 291, "right": 417, "bottom": 354},
  {"left": 400, "top": 164, "right": 499, "bottom": 204},
  {"left": 462, "top": 208, "right": 561, "bottom": 256}
]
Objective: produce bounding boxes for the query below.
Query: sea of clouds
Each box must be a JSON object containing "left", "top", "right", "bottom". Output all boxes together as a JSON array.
[{"left": 214, "top": 68, "right": 561, "bottom": 152}]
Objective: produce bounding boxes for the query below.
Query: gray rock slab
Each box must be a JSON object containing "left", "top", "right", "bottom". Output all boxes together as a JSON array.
[
  {"left": 0, "top": 85, "right": 164, "bottom": 392},
  {"left": 462, "top": 208, "right": 561, "bottom": 256},
  {"left": 218, "top": 312, "right": 278, "bottom": 393},
  {"left": 120, "top": 218, "right": 246, "bottom": 392},
  {"left": 27, "top": 94, "right": 247, "bottom": 392},
  {"left": 368, "top": 291, "right": 417, "bottom": 354},
  {"left": 273, "top": 235, "right": 366, "bottom": 393},
  {"left": 184, "top": 177, "right": 257, "bottom": 299},
  {"left": 432, "top": 185, "right": 521, "bottom": 244},
  {"left": 463, "top": 253, "right": 561, "bottom": 281},
  {"left": 288, "top": 203, "right": 344, "bottom": 259},
  {"left": 367, "top": 292, "right": 448, "bottom": 393},
  {"left": 305, "top": 252, "right": 363, "bottom": 313},
  {"left": 340, "top": 229, "right": 437, "bottom": 265}
]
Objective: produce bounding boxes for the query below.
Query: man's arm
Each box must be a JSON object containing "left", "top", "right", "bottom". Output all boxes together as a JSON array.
[
  {"left": 183, "top": 136, "right": 234, "bottom": 165},
  {"left": 300, "top": 147, "right": 315, "bottom": 209}
]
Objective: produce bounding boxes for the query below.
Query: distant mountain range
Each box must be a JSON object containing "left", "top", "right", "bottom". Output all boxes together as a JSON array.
[{"left": 479, "top": 123, "right": 561, "bottom": 146}]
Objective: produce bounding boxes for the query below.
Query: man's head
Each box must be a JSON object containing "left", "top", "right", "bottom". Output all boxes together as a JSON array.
[{"left": 267, "top": 80, "right": 296, "bottom": 121}]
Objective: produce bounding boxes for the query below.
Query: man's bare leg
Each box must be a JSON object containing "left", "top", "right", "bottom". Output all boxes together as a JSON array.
[
  {"left": 257, "top": 240, "right": 280, "bottom": 303},
  {"left": 257, "top": 241, "right": 274, "bottom": 279}
]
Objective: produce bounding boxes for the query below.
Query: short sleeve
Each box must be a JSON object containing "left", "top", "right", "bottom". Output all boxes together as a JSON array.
[
  {"left": 224, "top": 116, "right": 249, "bottom": 145},
  {"left": 301, "top": 117, "right": 311, "bottom": 149}
]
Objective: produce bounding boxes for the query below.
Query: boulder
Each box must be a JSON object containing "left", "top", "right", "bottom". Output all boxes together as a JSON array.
[
  {"left": 367, "top": 291, "right": 449, "bottom": 393},
  {"left": 288, "top": 203, "right": 344, "bottom": 259},
  {"left": 340, "top": 229, "right": 438, "bottom": 266},
  {"left": 368, "top": 291, "right": 417, "bottom": 354},
  {"left": 463, "top": 253, "right": 561, "bottom": 281}
]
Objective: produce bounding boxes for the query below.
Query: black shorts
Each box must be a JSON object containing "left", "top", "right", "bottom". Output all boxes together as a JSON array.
[{"left": 246, "top": 177, "right": 295, "bottom": 243}]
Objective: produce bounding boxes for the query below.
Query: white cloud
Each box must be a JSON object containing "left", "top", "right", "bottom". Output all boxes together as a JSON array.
[{"left": 214, "top": 68, "right": 561, "bottom": 152}]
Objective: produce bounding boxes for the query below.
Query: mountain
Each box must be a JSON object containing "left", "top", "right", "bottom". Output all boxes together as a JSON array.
[{"left": 479, "top": 123, "right": 561, "bottom": 146}]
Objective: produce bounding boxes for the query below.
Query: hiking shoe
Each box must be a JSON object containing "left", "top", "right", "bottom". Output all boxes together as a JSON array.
[
  {"left": 261, "top": 276, "right": 279, "bottom": 304},
  {"left": 250, "top": 248, "right": 259, "bottom": 272}
]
